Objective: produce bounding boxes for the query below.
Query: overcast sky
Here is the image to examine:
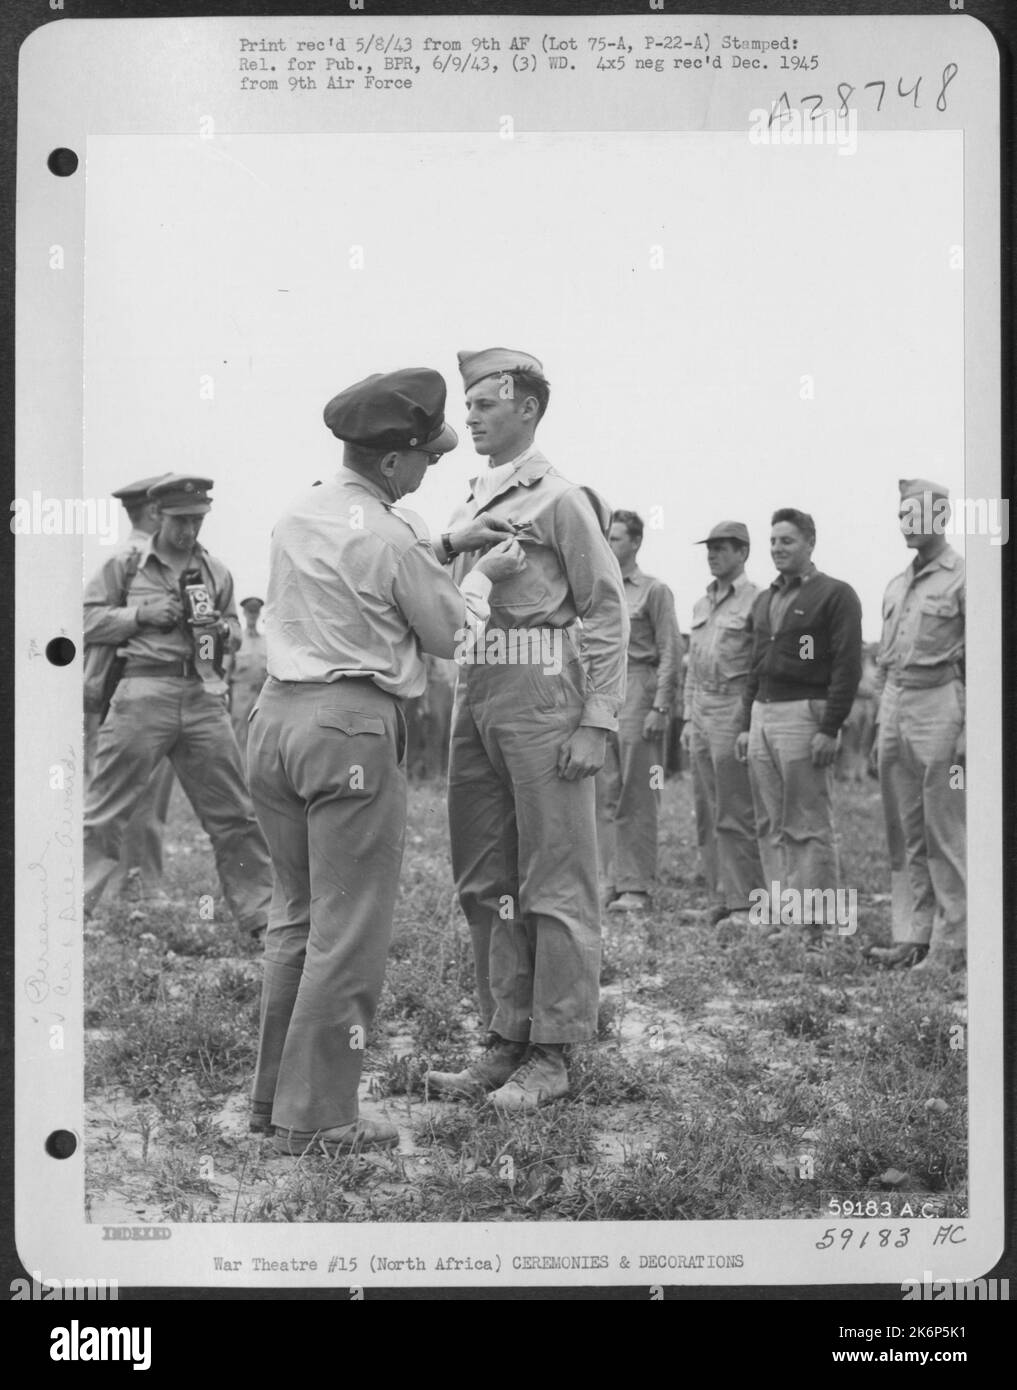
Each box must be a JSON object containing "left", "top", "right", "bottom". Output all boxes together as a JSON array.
[{"left": 82, "top": 129, "right": 963, "bottom": 639}]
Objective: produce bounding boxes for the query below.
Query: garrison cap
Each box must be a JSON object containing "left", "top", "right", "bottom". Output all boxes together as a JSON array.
[
  {"left": 111, "top": 473, "right": 172, "bottom": 507},
  {"left": 148, "top": 474, "right": 214, "bottom": 515},
  {"left": 457, "top": 347, "right": 545, "bottom": 392},
  {"left": 696, "top": 520, "right": 751, "bottom": 546},
  {"left": 240, "top": 596, "right": 264, "bottom": 611},
  {"left": 899, "top": 477, "right": 950, "bottom": 501},
  {"left": 323, "top": 368, "right": 458, "bottom": 454}
]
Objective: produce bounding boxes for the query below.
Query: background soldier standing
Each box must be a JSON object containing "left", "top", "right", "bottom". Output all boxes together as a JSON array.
[
  {"left": 867, "top": 479, "right": 966, "bottom": 973},
  {"left": 426, "top": 348, "right": 628, "bottom": 1111},
  {"left": 83, "top": 475, "right": 272, "bottom": 937},
  {"left": 248, "top": 369, "right": 524, "bottom": 1154},
  {"left": 597, "top": 509, "right": 681, "bottom": 915},
  {"left": 681, "top": 521, "right": 765, "bottom": 931},
  {"left": 228, "top": 596, "right": 268, "bottom": 755},
  {"left": 84, "top": 474, "right": 176, "bottom": 904}
]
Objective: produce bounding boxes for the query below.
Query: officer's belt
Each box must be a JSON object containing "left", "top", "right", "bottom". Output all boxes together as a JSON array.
[
  {"left": 694, "top": 677, "right": 748, "bottom": 695},
  {"left": 122, "top": 659, "right": 198, "bottom": 678},
  {"left": 885, "top": 662, "right": 963, "bottom": 691}
]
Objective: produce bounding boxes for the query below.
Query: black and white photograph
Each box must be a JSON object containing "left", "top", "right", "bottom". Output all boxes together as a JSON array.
[{"left": 10, "top": 2, "right": 1010, "bottom": 1314}]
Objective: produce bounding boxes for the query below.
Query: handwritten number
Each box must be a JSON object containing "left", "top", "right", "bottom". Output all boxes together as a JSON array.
[
  {"left": 937, "top": 63, "right": 958, "bottom": 112},
  {"left": 897, "top": 75, "right": 921, "bottom": 108},
  {"left": 801, "top": 94, "right": 823, "bottom": 119},
  {"left": 863, "top": 80, "right": 885, "bottom": 112}
]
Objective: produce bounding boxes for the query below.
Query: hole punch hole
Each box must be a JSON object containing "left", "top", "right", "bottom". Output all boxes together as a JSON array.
[
  {"left": 47, "top": 148, "right": 79, "bottom": 177},
  {"left": 45, "top": 1130, "right": 77, "bottom": 1160},
  {"left": 46, "top": 637, "right": 76, "bottom": 666}
]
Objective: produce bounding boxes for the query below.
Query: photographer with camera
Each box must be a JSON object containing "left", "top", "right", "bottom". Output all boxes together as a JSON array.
[{"left": 83, "top": 474, "right": 272, "bottom": 937}]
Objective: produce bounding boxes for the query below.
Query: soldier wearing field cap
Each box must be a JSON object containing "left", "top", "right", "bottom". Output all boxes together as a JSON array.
[
  {"left": 680, "top": 521, "right": 765, "bottom": 931},
  {"left": 83, "top": 473, "right": 176, "bottom": 902},
  {"left": 248, "top": 368, "right": 525, "bottom": 1155},
  {"left": 425, "top": 348, "right": 628, "bottom": 1111},
  {"left": 228, "top": 597, "right": 268, "bottom": 754},
  {"left": 867, "top": 479, "right": 966, "bottom": 973},
  {"left": 83, "top": 475, "right": 273, "bottom": 934}
]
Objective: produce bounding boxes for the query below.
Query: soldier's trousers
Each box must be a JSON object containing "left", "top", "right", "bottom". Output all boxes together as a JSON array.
[
  {"left": 690, "top": 688, "right": 764, "bottom": 913},
  {"left": 878, "top": 680, "right": 966, "bottom": 950},
  {"left": 448, "top": 646, "right": 601, "bottom": 1044},
  {"left": 747, "top": 699, "right": 841, "bottom": 896},
  {"left": 85, "top": 711, "right": 175, "bottom": 891},
  {"left": 248, "top": 678, "right": 407, "bottom": 1132},
  {"left": 84, "top": 676, "right": 272, "bottom": 926},
  {"left": 595, "top": 662, "right": 662, "bottom": 895}
]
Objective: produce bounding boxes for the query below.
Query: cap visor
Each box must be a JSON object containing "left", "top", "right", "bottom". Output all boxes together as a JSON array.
[
  {"left": 425, "top": 422, "right": 458, "bottom": 455},
  {"left": 159, "top": 503, "right": 211, "bottom": 516}
]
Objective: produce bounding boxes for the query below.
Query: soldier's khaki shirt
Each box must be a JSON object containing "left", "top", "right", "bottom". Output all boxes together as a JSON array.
[
  {"left": 876, "top": 544, "right": 965, "bottom": 690},
  {"left": 683, "top": 571, "right": 760, "bottom": 720},
  {"left": 265, "top": 469, "right": 490, "bottom": 699},
  {"left": 622, "top": 565, "right": 681, "bottom": 710}
]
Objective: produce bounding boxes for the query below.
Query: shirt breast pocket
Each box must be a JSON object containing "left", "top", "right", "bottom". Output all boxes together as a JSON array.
[
  {"left": 915, "top": 595, "right": 961, "bottom": 654},
  {"left": 490, "top": 550, "right": 556, "bottom": 620}
]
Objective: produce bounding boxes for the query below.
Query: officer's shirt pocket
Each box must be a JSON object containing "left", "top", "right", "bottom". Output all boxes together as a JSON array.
[{"left": 914, "top": 595, "right": 962, "bottom": 658}]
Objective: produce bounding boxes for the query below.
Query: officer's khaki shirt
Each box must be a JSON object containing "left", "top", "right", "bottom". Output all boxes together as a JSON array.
[
  {"left": 265, "top": 469, "right": 490, "bottom": 699},
  {"left": 622, "top": 565, "right": 681, "bottom": 710},
  {"left": 446, "top": 448, "right": 628, "bottom": 730},
  {"left": 875, "top": 543, "right": 965, "bottom": 690},
  {"left": 684, "top": 571, "right": 759, "bottom": 719}
]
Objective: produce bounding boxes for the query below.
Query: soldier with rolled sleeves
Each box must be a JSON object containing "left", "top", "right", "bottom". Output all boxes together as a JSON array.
[
  {"left": 680, "top": 521, "right": 765, "bottom": 931},
  {"left": 425, "top": 348, "right": 629, "bottom": 1111},
  {"left": 83, "top": 474, "right": 176, "bottom": 902},
  {"left": 228, "top": 596, "right": 268, "bottom": 755},
  {"left": 248, "top": 369, "right": 525, "bottom": 1155},
  {"left": 596, "top": 509, "right": 681, "bottom": 914},
  {"left": 83, "top": 476, "right": 272, "bottom": 936},
  {"left": 734, "top": 508, "right": 863, "bottom": 945},
  {"left": 866, "top": 479, "right": 966, "bottom": 973}
]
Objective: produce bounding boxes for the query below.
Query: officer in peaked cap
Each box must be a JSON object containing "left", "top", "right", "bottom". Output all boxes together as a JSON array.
[
  {"left": 247, "top": 367, "right": 525, "bottom": 1156},
  {"left": 867, "top": 478, "right": 966, "bottom": 974},
  {"left": 82, "top": 472, "right": 176, "bottom": 901},
  {"left": 425, "top": 346, "right": 629, "bottom": 1113},
  {"left": 681, "top": 520, "right": 765, "bottom": 932},
  {"left": 83, "top": 471, "right": 273, "bottom": 936}
]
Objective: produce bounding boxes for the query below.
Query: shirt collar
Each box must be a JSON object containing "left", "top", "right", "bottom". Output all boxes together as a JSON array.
[
  {"left": 622, "top": 563, "right": 645, "bottom": 587},
  {"left": 912, "top": 543, "right": 959, "bottom": 576},
  {"left": 771, "top": 561, "right": 817, "bottom": 591},
  {"left": 708, "top": 570, "right": 751, "bottom": 601},
  {"left": 144, "top": 532, "right": 206, "bottom": 569},
  {"left": 468, "top": 445, "right": 549, "bottom": 503}
]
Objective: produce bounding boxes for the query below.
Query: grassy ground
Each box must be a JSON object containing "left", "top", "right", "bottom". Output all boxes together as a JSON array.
[{"left": 83, "top": 773, "right": 967, "bottom": 1224}]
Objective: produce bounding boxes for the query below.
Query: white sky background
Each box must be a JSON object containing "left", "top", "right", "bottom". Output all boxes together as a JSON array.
[{"left": 83, "top": 130, "right": 963, "bottom": 640}]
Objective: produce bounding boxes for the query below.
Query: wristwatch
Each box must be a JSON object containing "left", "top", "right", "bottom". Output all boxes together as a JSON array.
[
  {"left": 653, "top": 706, "right": 669, "bottom": 714},
  {"left": 441, "top": 532, "right": 456, "bottom": 562}
]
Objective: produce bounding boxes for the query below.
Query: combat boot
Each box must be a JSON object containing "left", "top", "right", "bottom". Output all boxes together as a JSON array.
[
  {"left": 488, "top": 1043, "right": 569, "bottom": 1112},
  {"left": 425, "top": 1034, "right": 527, "bottom": 1100},
  {"left": 866, "top": 942, "right": 929, "bottom": 969}
]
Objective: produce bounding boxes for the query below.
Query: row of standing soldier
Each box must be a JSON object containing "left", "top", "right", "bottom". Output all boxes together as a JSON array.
[{"left": 81, "top": 351, "right": 965, "bottom": 1155}]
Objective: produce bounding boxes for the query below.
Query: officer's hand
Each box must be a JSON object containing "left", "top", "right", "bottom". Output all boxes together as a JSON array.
[
  {"left": 679, "top": 723, "right": 692, "bottom": 753},
  {"left": 187, "top": 607, "right": 221, "bottom": 628},
  {"left": 137, "top": 595, "right": 183, "bottom": 630},
  {"left": 557, "top": 726, "right": 607, "bottom": 781},
  {"left": 868, "top": 729, "right": 880, "bottom": 776},
  {"left": 473, "top": 538, "right": 527, "bottom": 583},
  {"left": 811, "top": 731, "right": 839, "bottom": 768},
  {"left": 452, "top": 517, "right": 517, "bottom": 553},
  {"left": 642, "top": 709, "right": 669, "bottom": 741},
  {"left": 734, "top": 731, "right": 750, "bottom": 763}
]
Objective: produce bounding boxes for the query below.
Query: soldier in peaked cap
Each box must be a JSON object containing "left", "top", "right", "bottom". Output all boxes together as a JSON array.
[
  {"left": 866, "top": 479, "right": 966, "bottom": 975},
  {"left": 83, "top": 474, "right": 177, "bottom": 904},
  {"left": 425, "top": 348, "right": 629, "bottom": 1112},
  {"left": 680, "top": 521, "right": 765, "bottom": 932},
  {"left": 247, "top": 368, "right": 525, "bottom": 1155},
  {"left": 83, "top": 473, "right": 273, "bottom": 935}
]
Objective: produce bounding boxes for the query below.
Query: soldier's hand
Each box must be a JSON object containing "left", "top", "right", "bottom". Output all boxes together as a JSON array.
[
  {"left": 187, "top": 607, "right": 221, "bottom": 628},
  {"left": 452, "top": 517, "right": 517, "bottom": 553},
  {"left": 642, "top": 709, "right": 669, "bottom": 740},
  {"left": 734, "top": 731, "right": 750, "bottom": 763},
  {"left": 473, "top": 538, "right": 527, "bottom": 583},
  {"left": 810, "top": 731, "right": 839, "bottom": 768},
  {"left": 137, "top": 595, "right": 183, "bottom": 630},
  {"left": 868, "top": 730, "right": 880, "bottom": 776},
  {"left": 557, "top": 725, "right": 607, "bottom": 780}
]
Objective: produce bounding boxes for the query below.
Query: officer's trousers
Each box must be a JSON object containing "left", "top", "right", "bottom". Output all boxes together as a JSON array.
[
  {"left": 878, "top": 680, "right": 966, "bottom": 950},
  {"left": 595, "top": 661, "right": 662, "bottom": 895},
  {"left": 85, "top": 712, "right": 175, "bottom": 892},
  {"left": 248, "top": 678, "right": 407, "bottom": 1131},
  {"left": 747, "top": 698, "right": 841, "bottom": 896},
  {"left": 448, "top": 645, "right": 601, "bottom": 1044},
  {"left": 690, "top": 688, "right": 764, "bottom": 913},
  {"left": 84, "top": 676, "right": 272, "bottom": 926}
]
